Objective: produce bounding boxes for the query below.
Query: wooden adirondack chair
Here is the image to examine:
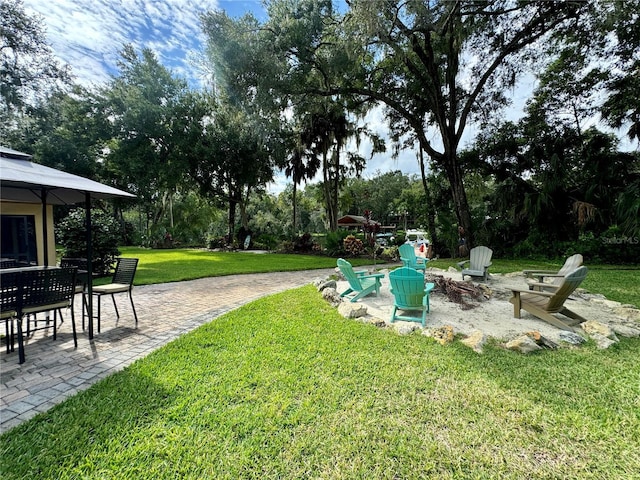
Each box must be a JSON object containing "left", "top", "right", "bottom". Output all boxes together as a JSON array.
[
  {"left": 457, "top": 246, "right": 493, "bottom": 282},
  {"left": 337, "top": 258, "right": 385, "bottom": 303},
  {"left": 509, "top": 266, "right": 588, "bottom": 332},
  {"left": 398, "top": 244, "right": 428, "bottom": 273},
  {"left": 388, "top": 267, "right": 435, "bottom": 327},
  {"left": 523, "top": 254, "right": 583, "bottom": 291}
]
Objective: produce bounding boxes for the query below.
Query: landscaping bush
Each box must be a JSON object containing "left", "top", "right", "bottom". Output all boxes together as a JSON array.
[
  {"left": 324, "top": 229, "right": 350, "bottom": 256},
  {"left": 56, "top": 208, "right": 121, "bottom": 275}
]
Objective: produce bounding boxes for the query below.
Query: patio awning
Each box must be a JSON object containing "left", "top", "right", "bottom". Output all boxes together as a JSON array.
[{"left": 1, "top": 146, "right": 135, "bottom": 204}]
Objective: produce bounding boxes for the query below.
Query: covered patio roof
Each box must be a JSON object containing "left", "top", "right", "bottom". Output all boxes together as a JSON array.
[{"left": 0, "top": 146, "right": 135, "bottom": 204}]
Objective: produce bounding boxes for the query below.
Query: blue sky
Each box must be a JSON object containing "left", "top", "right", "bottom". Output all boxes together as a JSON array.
[{"left": 23, "top": 0, "right": 268, "bottom": 87}]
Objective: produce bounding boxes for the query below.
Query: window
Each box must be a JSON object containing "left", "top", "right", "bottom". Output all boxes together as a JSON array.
[{"left": 1, "top": 215, "right": 37, "bottom": 265}]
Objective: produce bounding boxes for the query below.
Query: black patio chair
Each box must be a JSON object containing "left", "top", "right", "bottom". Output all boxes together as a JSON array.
[
  {"left": 1, "top": 270, "right": 20, "bottom": 354},
  {"left": 16, "top": 266, "right": 77, "bottom": 364},
  {"left": 60, "top": 257, "right": 89, "bottom": 324},
  {"left": 91, "top": 258, "right": 139, "bottom": 333}
]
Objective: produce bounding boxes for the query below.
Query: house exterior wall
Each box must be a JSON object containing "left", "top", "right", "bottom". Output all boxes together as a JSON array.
[{"left": 1, "top": 201, "right": 56, "bottom": 266}]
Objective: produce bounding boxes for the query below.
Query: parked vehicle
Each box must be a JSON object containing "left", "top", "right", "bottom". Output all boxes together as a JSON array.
[{"left": 405, "top": 229, "right": 429, "bottom": 247}]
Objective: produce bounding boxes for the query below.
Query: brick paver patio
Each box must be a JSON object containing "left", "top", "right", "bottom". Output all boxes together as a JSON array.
[{"left": 0, "top": 269, "right": 337, "bottom": 434}]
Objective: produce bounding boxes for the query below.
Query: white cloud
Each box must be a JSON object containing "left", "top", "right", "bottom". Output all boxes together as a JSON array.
[{"left": 23, "top": 0, "right": 221, "bottom": 86}]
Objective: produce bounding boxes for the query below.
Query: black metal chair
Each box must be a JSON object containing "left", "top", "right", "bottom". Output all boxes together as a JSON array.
[
  {"left": 0, "top": 258, "right": 18, "bottom": 269},
  {"left": 1, "top": 270, "right": 20, "bottom": 354},
  {"left": 16, "top": 267, "right": 78, "bottom": 364},
  {"left": 91, "top": 258, "right": 139, "bottom": 333},
  {"left": 60, "top": 257, "right": 89, "bottom": 326}
]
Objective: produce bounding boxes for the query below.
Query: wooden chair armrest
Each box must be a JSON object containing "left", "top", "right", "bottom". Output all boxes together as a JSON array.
[
  {"left": 510, "top": 287, "right": 555, "bottom": 297},
  {"left": 424, "top": 283, "right": 435, "bottom": 294},
  {"left": 456, "top": 260, "right": 469, "bottom": 268},
  {"left": 527, "top": 281, "right": 559, "bottom": 291},
  {"left": 522, "top": 269, "right": 556, "bottom": 275}
]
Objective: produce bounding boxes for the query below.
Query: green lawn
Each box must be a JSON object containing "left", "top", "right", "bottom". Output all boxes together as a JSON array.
[
  {"left": 1, "top": 286, "right": 638, "bottom": 479},
  {"left": 114, "top": 247, "right": 375, "bottom": 285},
  {"left": 2, "top": 248, "right": 638, "bottom": 478}
]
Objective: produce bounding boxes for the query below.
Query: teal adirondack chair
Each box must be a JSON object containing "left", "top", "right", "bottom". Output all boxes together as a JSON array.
[
  {"left": 398, "top": 244, "right": 428, "bottom": 273},
  {"left": 457, "top": 246, "right": 493, "bottom": 282},
  {"left": 388, "top": 267, "right": 435, "bottom": 327},
  {"left": 337, "top": 258, "right": 384, "bottom": 302}
]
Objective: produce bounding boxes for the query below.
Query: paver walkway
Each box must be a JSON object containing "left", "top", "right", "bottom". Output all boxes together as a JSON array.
[{"left": 0, "top": 269, "right": 338, "bottom": 434}]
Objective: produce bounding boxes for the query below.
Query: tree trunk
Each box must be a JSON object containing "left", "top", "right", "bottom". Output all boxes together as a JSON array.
[
  {"left": 292, "top": 181, "right": 297, "bottom": 235},
  {"left": 419, "top": 149, "right": 439, "bottom": 251},
  {"left": 443, "top": 152, "right": 474, "bottom": 249}
]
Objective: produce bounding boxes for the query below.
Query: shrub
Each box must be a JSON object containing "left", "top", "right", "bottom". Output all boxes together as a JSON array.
[
  {"left": 293, "top": 233, "right": 319, "bottom": 253},
  {"left": 56, "top": 208, "right": 121, "bottom": 275},
  {"left": 324, "top": 230, "right": 350, "bottom": 256}
]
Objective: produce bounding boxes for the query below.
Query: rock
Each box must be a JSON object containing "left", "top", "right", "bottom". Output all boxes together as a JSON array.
[
  {"left": 590, "top": 333, "right": 618, "bottom": 349},
  {"left": 447, "top": 266, "right": 459, "bottom": 274},
  {"left": 613, "top": 307, "right": 640, "bottom": 323},
  {"left": 505, "top": 335, "right": 542, "bottom": 354},
  {"left": 610, "top": 323, "right": 640, "bottom": 338},
  {"left": 557, "top": 331, "right": 587, "bottom": 345},
  {"left": 589, "top": 298, "right": 622, "bottom": 310},
  {"left": 317, "top": 280, "right": 337, "bottom": 292},
  {"left": 431, "top": 325, "right": 455, "bottom": 345},
  {"left": 460, "top": 330, "right": 486, "bottom": 353},
  {"left": 525, "top": 331, "right": 558, "bottom": 349},
  {"left": 392, "top": 321, "right": 421, "bottom": 335},
  {"left": 581, "top": 320, "right": 619, "bottom": 341},
  {"left": 338, "top": 302, "right": 367, "bottom": 319},
  {"left": 363, "top": 317, "right": 387, "bottom": 327},
  {"left": 322, "top": 288, "right": 342, "bottom": 307}
]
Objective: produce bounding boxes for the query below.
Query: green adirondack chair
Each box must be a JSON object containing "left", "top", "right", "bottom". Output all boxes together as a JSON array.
[
  {"left": 388, "top": 267, "right": 435, "bottom": 327},
  {"left": 398, "top": 244, "right": 428, "bottom": 273},
  {"left": 509, "top": 266, "right": 588, "bottom": 332},
  {"left": 337, "top": 258, "right": 384, "bottom": 302}
]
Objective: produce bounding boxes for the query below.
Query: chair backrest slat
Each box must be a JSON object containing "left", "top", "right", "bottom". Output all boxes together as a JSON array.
[
  {"left": 0, "top": 259, "right": 18, "bottom": 269},
  {"left": 546, "top": 266, "right": 588, "bottom": 312},
  {"left": 469, "top": 246, "right": 493, "bottom": 270},
  {"left": 21, "top": 267, "right": 77, "bottom": 309},
  {"left": 112, "top": 258, "right": 139, "bottom": 286},
  {"left": 389, "top": 267, "right": 425, "bottom": 306},
  {"left": 337, "top": 258, "right": 363, "bottom": 291},
  {"left": 0, "top": 271, "right": 20, "bottom": 313}
]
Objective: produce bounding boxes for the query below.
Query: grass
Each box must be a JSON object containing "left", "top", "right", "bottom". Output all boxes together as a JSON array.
[
  {"left": 114, "top": 247, "right": 375, "bottom": 285},
  {"left": 1, "top": 286, "right": 639, "bottom": 479}
]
